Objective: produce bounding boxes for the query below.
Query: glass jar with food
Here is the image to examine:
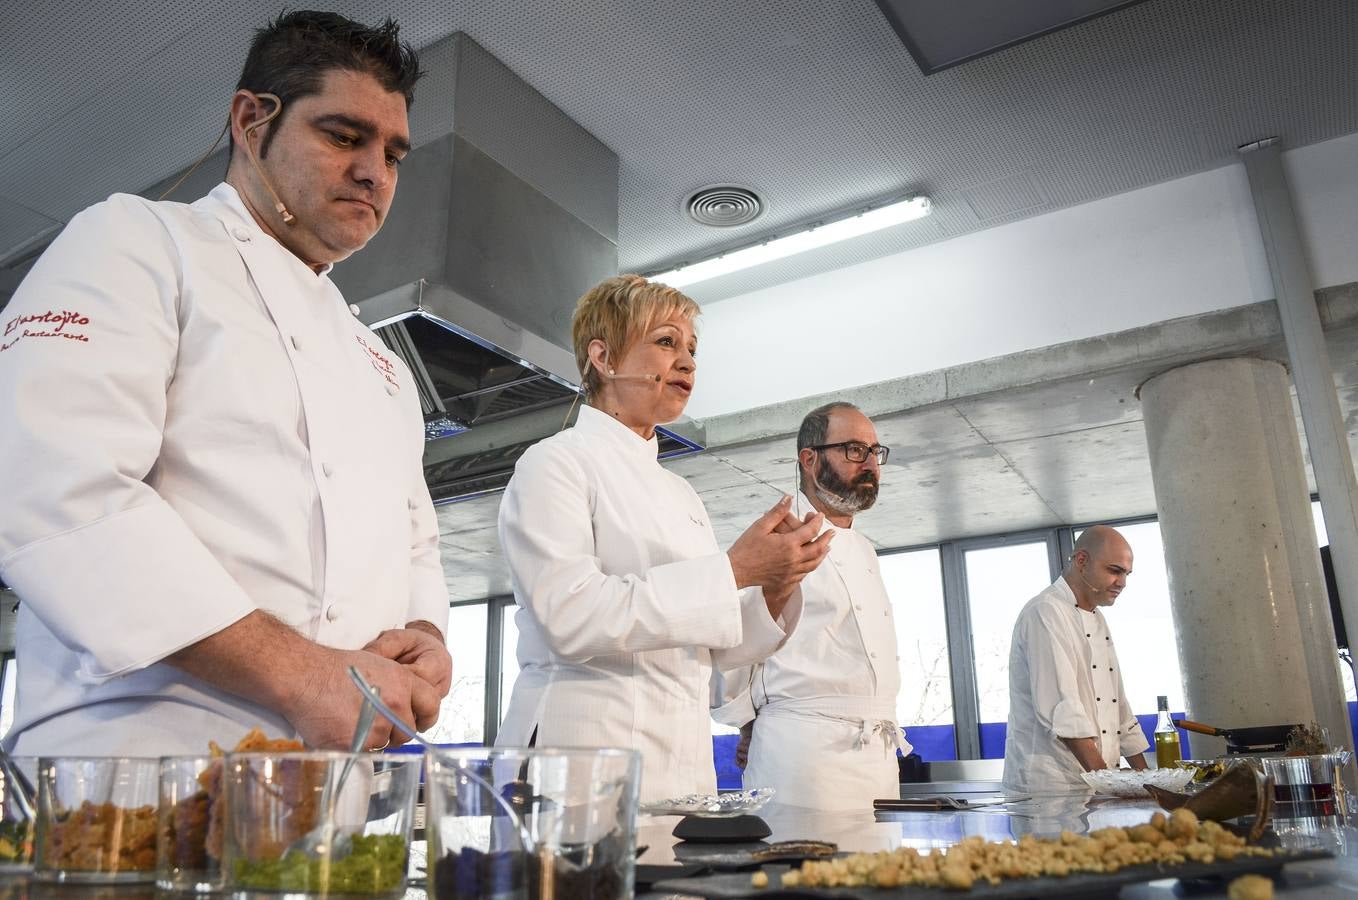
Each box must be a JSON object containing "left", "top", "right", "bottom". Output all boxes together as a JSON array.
[
  {"left": 425, "top": 747, "right": 641, "bottom": 900},
  {"left": 0, "top": 756, "right": 36, "bottom": 873},
  {"left": 222, "top": 751, "right": 419, "bottom": 897},
  {"left": 34, "top": 757, "right": 159, "bottom": 883}
]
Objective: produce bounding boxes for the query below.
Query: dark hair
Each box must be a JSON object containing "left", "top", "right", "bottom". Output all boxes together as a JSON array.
[
  {"left": 796, "top": 401, "right": 860, "bottom": 489},
  {"left": 234, "top": 10, "right": 422, "bottom": 157},
  {"left": 796, "top": 401, "right": 861, "bottom": 452}
]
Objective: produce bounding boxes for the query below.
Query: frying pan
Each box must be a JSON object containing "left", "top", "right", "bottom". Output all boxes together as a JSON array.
[{"left": 1177, "top": 719, "right": 1299, "bottom": 749}]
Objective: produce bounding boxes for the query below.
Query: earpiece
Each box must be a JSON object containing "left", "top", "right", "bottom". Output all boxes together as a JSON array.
[{"left": 241, "top": 92, "right": 295, "bottom": 225}]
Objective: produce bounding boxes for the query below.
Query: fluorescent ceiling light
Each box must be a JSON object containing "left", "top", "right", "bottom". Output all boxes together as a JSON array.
[{"left": 652, "top": 195, "right": 932, "bottom": 288}]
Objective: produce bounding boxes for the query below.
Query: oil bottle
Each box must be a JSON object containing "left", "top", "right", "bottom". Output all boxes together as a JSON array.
[{"left": 1154, "top": 694, "right": 1182, "bottom": 768}]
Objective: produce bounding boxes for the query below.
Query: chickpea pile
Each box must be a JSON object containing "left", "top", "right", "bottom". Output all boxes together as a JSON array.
[{"left": 767, "top": 808, "right": 1275, "bottom": 891}]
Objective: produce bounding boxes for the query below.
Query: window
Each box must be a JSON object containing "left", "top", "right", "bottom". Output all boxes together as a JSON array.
[
  {"left": 1313, "top": 500, "right": 1357, "bottom": 703},
  {"left": 880, "top": 548, "right": 954, "bottom": 760},
  {"left": 964, "top": 542, "right": 1055, "bottom": 731},
  {"left": 880, "top": 549, "right": 951, "bottom": 729},
  {"left": 1095, "top": 521, "right": 1185, "bottom": 715},
  {"left": 1313, "top": 499, "right": 1328, "bottom": 545},
  {"left": 420, "top": 603, "right": 488, "bottom": 744}
]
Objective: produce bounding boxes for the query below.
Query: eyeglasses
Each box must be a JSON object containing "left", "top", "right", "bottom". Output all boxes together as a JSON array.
[{"left": 809, "top": 441, "right": 890, "bottom": 465}]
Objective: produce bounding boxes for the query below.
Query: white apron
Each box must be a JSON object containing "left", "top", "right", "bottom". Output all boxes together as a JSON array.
[{"left": 715, "top": 500, "right": 906, "bottom": 811}]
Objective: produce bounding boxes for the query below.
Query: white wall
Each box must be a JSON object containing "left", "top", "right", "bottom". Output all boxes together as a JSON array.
[
  {"left": 686, "top": 132, "right": 1358, "bottom": 419},
  {"left": 1288, "top": 133, "right": 1358, "bottom": 290}
]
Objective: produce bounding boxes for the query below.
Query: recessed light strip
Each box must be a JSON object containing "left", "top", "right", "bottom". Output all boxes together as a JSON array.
[{"left": 652, "top": 195, "right": 932, "bottom": 288}]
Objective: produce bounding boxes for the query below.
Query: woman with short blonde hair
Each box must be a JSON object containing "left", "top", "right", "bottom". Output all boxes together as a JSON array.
[
  {"left": 571, "top": 274, "right": 699, "bottom": 400},
  {"left": 497, "top": 274, "right": 832, "bottom": 802}
]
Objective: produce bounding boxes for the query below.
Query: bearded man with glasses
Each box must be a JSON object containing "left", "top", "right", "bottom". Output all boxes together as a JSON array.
[{"left": 713, "top": 401, "right": 908, "bottom": 811}]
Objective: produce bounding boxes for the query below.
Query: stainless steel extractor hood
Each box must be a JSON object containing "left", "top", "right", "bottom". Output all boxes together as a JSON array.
[{"left": 330, "top": 33, "right": 703, "bottom": 503}]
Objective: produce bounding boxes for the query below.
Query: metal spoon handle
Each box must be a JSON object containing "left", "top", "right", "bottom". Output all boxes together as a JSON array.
[
  {"left": 345, "top": 666, "right": 535, "bottom": 849},
  {"left": 0, "top": 750, "right": 34, "bottom": 822},
  {"left": 331, "top": 692, "right": 380, "bottom": 806},
  {"left": 346, "top": 667, "right": 431, "bottom": 750}
]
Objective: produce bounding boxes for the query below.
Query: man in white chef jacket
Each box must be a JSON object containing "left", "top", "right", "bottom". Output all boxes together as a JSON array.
[
  {"left": 1002, "top": 526, "right": 1149, "bottom": 793},
  {"left": 714, "top": 402, "right": 908, "bottom": 811},
  {"left": 0, "top": 11, "right": 451, "bottom": 755}
]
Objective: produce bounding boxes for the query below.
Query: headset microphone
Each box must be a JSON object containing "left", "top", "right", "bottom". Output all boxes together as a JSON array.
[
  {"left": 1075, "top": 568, "right": 1106, "bottom": 594},
  {"left": 605, "top": 370, "right": 662, "bottom": 382},
  {"left": 241, "top": 93, "right": 296, "bottom": 225}
]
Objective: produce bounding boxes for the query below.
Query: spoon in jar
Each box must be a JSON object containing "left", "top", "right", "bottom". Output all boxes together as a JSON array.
[
  {"left": 0, "top": 749, "right": 34, "bottom": 823},
  {"left": 287, "top": 691, "right": 380, "bottom": 859},
  {"left": 345, "top": 667, "right": 537, "bottom": 848}
]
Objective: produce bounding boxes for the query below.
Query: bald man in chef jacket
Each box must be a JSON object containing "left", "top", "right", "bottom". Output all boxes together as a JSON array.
[
  {"left": 0, "top": 11, "right": 450, "bottom": 756},
  {"left": 1002, "top": 526, "right": 1150, "bottom": 793}
]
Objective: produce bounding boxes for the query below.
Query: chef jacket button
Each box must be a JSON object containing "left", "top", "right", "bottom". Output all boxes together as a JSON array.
[
  {"left": 1086, "top": 633, "right": 1091, "bottom": 638},
  {"left": 1097, "top": 697, "right": 1101, "bottom": 701},
  {"left": 291, "top": 335, "right": 302, "bottom": 351},
  {"left": 386, "top": 383, "right": 398, "bottom": 396},
  {"left": 1113, "top": 698, "right": 1118, "bottom": 703},
  {"left": 1117, "top": 730, "right": 1122, "bottom": 735},
  {"left": 326, "top": 606, "right": 339, "bottom": 622},
  {"left": 322, "top": 462, "right": 334, "bottom": 477},
  {"left": 855, "top": 604, "right": 863, "bottom": 611},
  {"left": 1102, "top": 729, "right": 1107, "bottom": 734},
  {"left": 349, "top": 304, "right": 362, "bottom": 316},
  {"left": 870, "top": 652, "right": 877, "bottom": 658},
  {"left": 232, "top": 227, "right": 251, "bottom": 242}
]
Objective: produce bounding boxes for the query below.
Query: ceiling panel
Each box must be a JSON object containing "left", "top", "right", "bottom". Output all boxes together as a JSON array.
[
  {"left": 855, "top": 443, "right": 1062, "bottom": 548},
  {"left": 994, "top": 421, "right": 1158, "bottom": 524},
  {"left": 0, "top": 197, "right": 61, "bottom": 262},
  {"left": 2, "top": 0, "right": 1354, "bottom": 307},
  {"left": 662, "top": 454, "right": 767, "bottom": 495},
  {"left": 953, "top": 370, "right": 1145, "bottom": 444}
]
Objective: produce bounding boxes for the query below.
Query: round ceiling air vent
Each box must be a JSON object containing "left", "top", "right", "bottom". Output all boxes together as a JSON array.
[{"left": 686, "top": 186, "right": 763, "bottom": 228}]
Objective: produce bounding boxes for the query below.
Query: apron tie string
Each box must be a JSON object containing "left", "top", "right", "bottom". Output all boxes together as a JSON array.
[{"left": 853, "top": 718, "right": 905, "bottom": 753}]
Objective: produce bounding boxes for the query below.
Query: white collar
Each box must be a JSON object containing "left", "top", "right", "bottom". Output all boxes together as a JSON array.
[
  {"left": 201, "top": 182, "right": 334, "bottom": 277},
  {"left": 1056, "top": 576, "right": 1101, "bottom": 617},
  {"left": 574, "top": 404, "right": 659, "bottom": 460},
  {"left": 794, "top": 490, "right": 856, "bottom": 537}
]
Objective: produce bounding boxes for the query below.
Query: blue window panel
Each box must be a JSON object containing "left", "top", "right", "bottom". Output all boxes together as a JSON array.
[{"left": 903, "top": 724, "right": 957, "bottom": 762}]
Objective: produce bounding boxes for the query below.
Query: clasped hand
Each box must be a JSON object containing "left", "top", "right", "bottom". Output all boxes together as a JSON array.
[
  {"left": 727, "top": 495, "right": 834, "bottom": 619},
  {"left": 292, "top": 623, "right": 451, "bottom": 751}
]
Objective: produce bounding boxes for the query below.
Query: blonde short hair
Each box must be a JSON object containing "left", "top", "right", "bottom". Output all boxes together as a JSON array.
[{"left": 571, "top": 274, "right": 700, "bottom": 398}]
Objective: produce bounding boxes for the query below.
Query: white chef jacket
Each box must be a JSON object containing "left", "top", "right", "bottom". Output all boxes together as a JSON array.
[
  {"left": 496, "top": 405, "right": 800, "bottom": 803},
  {"left": 1002, "top": 578, "right": 1148, "bottom": 793},
  {"left": 0, "top": 184, "right": 448, "bottom": 755},
  {"left": 712, "top": 495, "right": 907, "bottom": 811}
]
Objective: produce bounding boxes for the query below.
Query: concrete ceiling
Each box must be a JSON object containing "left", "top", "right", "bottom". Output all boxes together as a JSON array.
[
  {"left": 435, "top": 283, "right": 1358, "bottom": 601},
  {"left": 1, "top": 0, "right": 1354, "bottom": 306}
]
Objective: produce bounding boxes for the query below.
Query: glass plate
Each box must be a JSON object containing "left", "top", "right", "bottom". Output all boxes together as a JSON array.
[
  {"left": 1080, "top": 767, "right": 1195, "bottom": 798},
  {"left": 639, "top": 787, "right": 776, "bottom": 817}
]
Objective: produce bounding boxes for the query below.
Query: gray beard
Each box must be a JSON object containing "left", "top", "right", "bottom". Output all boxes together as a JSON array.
[
  {"left": 812, "top": 483, "right": 870, "bottom": 516},
  {"left": 810, "top": 456, "right": 878, "bottom": 515}
]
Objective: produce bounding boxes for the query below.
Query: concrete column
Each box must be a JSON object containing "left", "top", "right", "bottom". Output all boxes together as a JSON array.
[{"left": 1140, "top": 357, "right": 1350, "bottom": 758}]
